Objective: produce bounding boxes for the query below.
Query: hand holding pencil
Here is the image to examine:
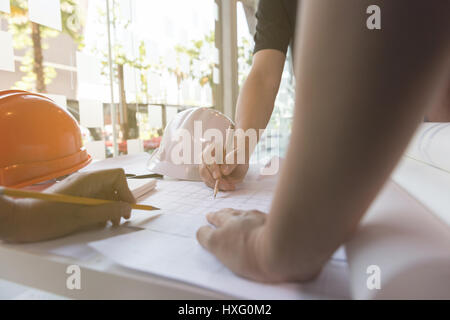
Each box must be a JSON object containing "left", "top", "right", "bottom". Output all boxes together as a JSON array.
[
  {"left": 0, "top": 169, "right": 145, "bottom": 243},
  {"left": 0, "top": 187, "right": 159, "bottom": 211},
  {"left": 199, "top": 125, "right": 249, "bottom": 197}
]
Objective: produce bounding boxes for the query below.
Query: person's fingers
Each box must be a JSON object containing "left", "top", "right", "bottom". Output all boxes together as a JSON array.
[
  {"left": 199, "top": 163, "right": 216, "bottom": 189},
  {"left": 107, "top": 169, "right": 136, "bottom": 204},
  {"left": 79, "top": 221, "right": 107, "bottom": 232},
  {"left": 210, "top": 164, "right": 222, "bottom": 180},
  {"left": 206, "top": 208, "right": 240, "bottom": 227},
  {"left": 75, "top": 202, "right": 131, "bottom": 229},
  {"left": 196, "top": 225, "right": 216, "bottom": 251},
  {"left": 202, "top": 143, "right": 216, "bottom": 166},
  {"left": 221, "top": 163, "right": 237, "bottom": 176},
  {"left": 202, "top": 144, "right": 222, "bottom": 179},
  {"left": 97, "top": 221, "right": 108, "bottom": 229},
  {"left": 201, "top": 143, "right": 242, "bottom": 191},
  {"left": 85, "top": 168, "right": 135, "bottom": 203},
  {"left": 111, "top": 217, "right": 121, "bottom": 227},
  {"left": 221, "top": 149, "right": 240, "bottom": 175},
  {"left": 56, "top": 169, "right": 136, "bottom": 205},
  {"left": 122, "top": 205, "right": 132, "bottom": 220},
  {"left": 200, "top": 164, "right": 235, "bottom": 191},
  {"left": 218, "top": 177, "right": 235, "bottom": 191}
]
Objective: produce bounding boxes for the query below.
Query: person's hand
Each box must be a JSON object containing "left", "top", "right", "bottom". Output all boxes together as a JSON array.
[
  {"left": 5, "top": 168, "right": 135, "bottom": 243},
  {"left": 199, "top": 143, "right": 249, "bottom": 191},
  {"left": 196, "top": 208, "right": 273, "bottom": 282}
]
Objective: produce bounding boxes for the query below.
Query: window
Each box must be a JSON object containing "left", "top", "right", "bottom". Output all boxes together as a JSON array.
[
  {"left": 236, "top": 1, "right": 295, "bottom": 163},
  {"left": 0, "top": 0, "right": 218, "bottom": 158}
]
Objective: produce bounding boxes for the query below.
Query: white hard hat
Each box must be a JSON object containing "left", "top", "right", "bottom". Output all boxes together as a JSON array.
[{"left": 147, "top": 107, "right": 234, "bottom": 181}]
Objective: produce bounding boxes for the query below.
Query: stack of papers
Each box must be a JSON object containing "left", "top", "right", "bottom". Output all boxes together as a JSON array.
[
  {"left": 81, "top": 152, "right": 157, "bottom": 200},
  {"left": 127, "top": 178, "right": 157, "bottom": 200}
]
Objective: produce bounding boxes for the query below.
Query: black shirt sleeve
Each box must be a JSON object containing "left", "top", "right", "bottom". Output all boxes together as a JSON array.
[{"left": 253, "top": 0, "right": 293, "bottom": 55}]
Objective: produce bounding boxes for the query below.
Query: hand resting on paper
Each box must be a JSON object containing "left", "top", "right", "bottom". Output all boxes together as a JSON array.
[
  {"left": 197, "top": 208, "right": 319, "bottom": 283},
  {"left": 197, "top": 208, "right": 272, "bottom": 282}
]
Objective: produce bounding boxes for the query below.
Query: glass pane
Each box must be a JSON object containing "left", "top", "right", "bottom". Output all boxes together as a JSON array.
[
  {"left": 1, "top": 0, "right": 220, "bottom": 158},
  {"left": 104, "top": 0, "right": 217, "bottom": 155},
  {"left": 0, "top": 0, "right": 111, "bottom": 159},
  {"left": 237, "top": 1, "right": 295, "bottom": 163}
]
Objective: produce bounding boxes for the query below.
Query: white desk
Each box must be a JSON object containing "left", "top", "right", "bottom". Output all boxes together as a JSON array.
[
  {"left": 1, "top": 155, "right": 447, "bottom": 299},
  {"left": 0, "top": 233, "right": 229, "bottom": 299}
]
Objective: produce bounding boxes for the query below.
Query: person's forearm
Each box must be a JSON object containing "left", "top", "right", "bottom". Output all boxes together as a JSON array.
[
  {"left": 233, "top": 69, "right": 282, "bottom": 163},
  {"left": 258, "top": 0, "right": 450, "bottom": 281},
  {"left": 235, "top": 69, "right": 280, "bottom": 133},
  {"left": 425, "top": 73, "right": 450, "bottom": 121}
]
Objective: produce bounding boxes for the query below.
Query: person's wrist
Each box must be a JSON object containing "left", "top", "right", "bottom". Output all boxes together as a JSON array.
[
  {"left": 254, "top": 225, "right": 324, "bottom": 282},
  {"left": 251, "top": 225, "right": 286, "bottom": 282}
]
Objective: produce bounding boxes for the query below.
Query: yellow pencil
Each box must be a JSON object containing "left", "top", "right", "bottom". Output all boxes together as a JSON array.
[
  {"left": 0, "top": 186, "right": 159, "bottom": 211},
  {"left": 213, "top": 179, "right": 219, "bottom": 199}
]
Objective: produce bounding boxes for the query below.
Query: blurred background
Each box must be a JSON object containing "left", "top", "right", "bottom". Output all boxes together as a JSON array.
[{"left": 0, "top": 0, "right": 295, "bottom": 163}]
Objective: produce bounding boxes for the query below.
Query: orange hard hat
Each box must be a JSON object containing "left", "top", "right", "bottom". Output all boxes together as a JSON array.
[{"left": 0, "top": 90, "right": 92, "bottom": 188}]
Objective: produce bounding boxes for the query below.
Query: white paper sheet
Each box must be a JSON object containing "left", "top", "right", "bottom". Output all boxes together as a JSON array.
[
  {"left": 11, "top": 227, "right": 137, "bottom": 262},
  {"left": 127, "top": 173, "right": 277, "bottom": 231},
  {"left": 406, "top": 123, "right": 450, "bottom": 173},
  {"left": 28, "top": 0, "right": 62, "bottom": 31},
  {"left": 87, "top": 156, "right": 450, "bottom": 299},
  {"left": 393, "top": 157, "right": 450, "bottom": 227},
  {"left": 79, "top": 100, "right": 104, "bottom": 128},
  {"left": 346, "top": 182, "right": 450, "bottom": 299},
  {"left": 127, "top": 178, "right": 157, "bottom": 200},
  {"left": 0, "top": 31, "right": 15, "bottom": 72},
  {"left": 0, "top": 0, "right": 10, "bottom": 13},
  {"left": 90, "top": 229, "right": 349, "bottom": 299},
  {"left": 89, "top": 169, "right": 350, "bottom": 299}
]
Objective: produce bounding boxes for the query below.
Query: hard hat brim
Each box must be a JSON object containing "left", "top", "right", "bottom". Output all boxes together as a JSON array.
[
  {"left": 147, "top": 148, "right": 201, "bottom": 181},
  {"left": 1, "top": 150, "right": 92, "bottom": 188}
]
